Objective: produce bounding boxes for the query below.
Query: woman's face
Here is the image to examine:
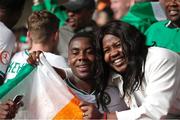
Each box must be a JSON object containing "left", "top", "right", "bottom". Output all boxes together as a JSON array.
[{"left": 102, "top": 34, "right": 128, "bottom": 73}]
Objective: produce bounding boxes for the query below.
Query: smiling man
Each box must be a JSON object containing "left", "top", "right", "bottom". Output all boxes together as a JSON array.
[
  {"left": 57, "top": 0, "right": 97, "bottom": 59},
  {"left": 145, "top": 0, "right": 180, "bottom": 53},
  {"left": 66, "top": 32, "right": 128, "bottom": 115}
]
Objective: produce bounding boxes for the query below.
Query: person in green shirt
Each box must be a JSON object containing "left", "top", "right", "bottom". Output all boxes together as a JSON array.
[
  {"left": 145, "top": 0, "right": 180, "bottom": 53},
  {"left": 110, "top": 0, "right": 166, "bottom": 33}
]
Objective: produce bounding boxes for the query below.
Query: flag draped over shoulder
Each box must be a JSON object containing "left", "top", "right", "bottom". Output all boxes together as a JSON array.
[
  {"left": 121, "top": 2, "right": 167, "bottom": 33},
  {"left": 0, "top": 54, "right": 83, "bottom": 119}
]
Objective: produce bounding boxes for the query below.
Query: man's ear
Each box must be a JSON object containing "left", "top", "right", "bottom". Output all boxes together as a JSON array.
[
  {"left": 27, "top": 31, "right": 31, "bottom": 39},
  {"left": 54, "top": 30, "right": 59, "bottom": 42},
  {"left": 26, "top": 31, "right": 32, "bottom": 42}
]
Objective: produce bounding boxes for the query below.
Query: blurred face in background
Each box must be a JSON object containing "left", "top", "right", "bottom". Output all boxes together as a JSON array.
[
  {"left": 110, "top": 0, "right": 135, "bottom": 19},
  {"left": 164, "top": 0, "right": 180, "bottom": 23},
  {"left": 66, "top": 8, "right": 93, "bottom": 31}
]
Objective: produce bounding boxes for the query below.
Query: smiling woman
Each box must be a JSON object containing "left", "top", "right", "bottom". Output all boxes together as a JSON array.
[{"left": 79, "top": 20, "right": 180, "bottom": 119}]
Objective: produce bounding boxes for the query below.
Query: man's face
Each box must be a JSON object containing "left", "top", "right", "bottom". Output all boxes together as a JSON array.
[
  {"left": 164, "top": 0, "right": 180, "bottom": 22},
  {"left": 68, "top": 37, "right": 96, "bottom": 80},
  {"left": 110, "top": 0, "right": 133, "bottom": 19},
  {"left": 66, "top": 9, "right": 92, "bottom": 31}
]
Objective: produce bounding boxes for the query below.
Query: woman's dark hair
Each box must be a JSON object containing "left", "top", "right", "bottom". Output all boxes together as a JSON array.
[
  {"left": 69, "top": 32, "right": 108, "bottom": 111},
  {"left": 96, "top": 20, "right": 148, "bottom": 98}
]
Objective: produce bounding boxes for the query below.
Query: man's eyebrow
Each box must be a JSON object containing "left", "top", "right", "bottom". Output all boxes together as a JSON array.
[{"left": 70, "top": 47, "right": 79, "bottom": 51}]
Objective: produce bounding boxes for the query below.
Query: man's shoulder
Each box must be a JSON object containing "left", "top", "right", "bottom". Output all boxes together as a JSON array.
[
  {"left": 11, "top": 50, "right": 28, "bottom": 61},
  {"left": 149, "top": 20, "right": 168, "bottom": 29},
  {"left": 0, "top": 22, "right": 14, "bottom": 36},
  {"left": 0, "top": 22, "right": 15, "bottom": 43}
]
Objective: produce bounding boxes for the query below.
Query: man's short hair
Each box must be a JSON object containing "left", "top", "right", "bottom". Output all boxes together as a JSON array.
[{"left": 27, "top": 10, "right": 59, "bottom": 43}]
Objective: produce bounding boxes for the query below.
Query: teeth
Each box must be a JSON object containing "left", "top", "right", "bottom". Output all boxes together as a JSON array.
[
  {"left": 114, "top": 59, "right": 122, "bottom": 63},
  {"left": 169, "top": 10, "right": 178, "bottom": 15},
  {"left": 113, "top": 58, "right": 124, "bottom": 66}
]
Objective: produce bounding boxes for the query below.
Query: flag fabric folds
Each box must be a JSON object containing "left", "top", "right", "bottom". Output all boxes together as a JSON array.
[
  {"left": 0, "top": 54, "right": 83, "bottom": 119},
  {"left": 121, "top": 2, "right": 167, "bottom": 33}
]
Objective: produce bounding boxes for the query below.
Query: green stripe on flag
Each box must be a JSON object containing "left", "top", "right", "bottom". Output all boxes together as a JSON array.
[
  {"left": 0, "top": 64, "right": 34, "bottom": 99},
  {"left": 121, "top": 2, "right": 158, "bottom": 33},
  {"left": 129, "top": 2, "right": 156, "bottom": 21}
]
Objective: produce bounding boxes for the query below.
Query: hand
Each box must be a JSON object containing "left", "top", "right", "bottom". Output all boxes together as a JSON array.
[
  {"left": 6, "top": 99, "right": 24, "bottom": 119},
  {"left": 27, "top": 51, "right": 42, "bottom": 65},
  {"left": 0, "top": 99, "right": 23, "bottom": 119},
  {"left": 0, "top": 100, "right": 13, "bottom": 119},
  {"left": 79, "top": 101, "right": 103, "bottom": 119}
]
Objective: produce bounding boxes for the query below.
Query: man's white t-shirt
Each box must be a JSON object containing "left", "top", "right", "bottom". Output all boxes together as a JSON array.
[
  {"left": 5, "top": 50, "right": 68, "bottom": 81},
  {"left": 0, "top": 21, "right": 15, "bottom": 79}
]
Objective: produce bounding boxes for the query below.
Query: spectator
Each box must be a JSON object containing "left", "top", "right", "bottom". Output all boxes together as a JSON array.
[
  {"left": 0, "top": 0, "right": 25, "bottom": 85},
  {"left": 79, "top": 21, "right": 180, "bottom": 119},
  {"left": 5, "top": 10, "right": 67, "bottom": 81},
  {"left": 28, "top": 32, "right": 128, "bottom": 115},
  {"left": 57, "top": 0, "right": 97, "bottom": 59},
  {"left": 145, "top": 0, "right": 180, "bottom": 53},
  {"left": 110, "top": 0, "right": 134, "bottom": 20},
  {"left": 95, "top": 6, "right": 113, "bottom": 27}
]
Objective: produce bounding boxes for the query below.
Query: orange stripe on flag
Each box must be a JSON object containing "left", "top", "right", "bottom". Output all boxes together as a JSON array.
[{"left": 53, "top": 97, "right": 83, "bottom": 119}]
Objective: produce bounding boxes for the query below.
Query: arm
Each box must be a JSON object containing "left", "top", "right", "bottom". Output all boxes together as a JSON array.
[
  {"left": 116, "top": 49, "right": 180, "bottom": 119},
  {"left": 80, "top": 49, "right": 180, "bottom": 119},
  {"left": 27, "top": 51, "right": 73, "bottom": 80}
]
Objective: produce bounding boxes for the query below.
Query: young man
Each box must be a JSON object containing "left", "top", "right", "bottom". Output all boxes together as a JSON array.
[
  {"left": 5, "top": 10, "right": 67, "bottom": 81},
  {"left": 0, "top": 0, "right": 25, "bottom": 84},
  {"left": 28, "top": 32, "right": 128, "bottom": 114}
]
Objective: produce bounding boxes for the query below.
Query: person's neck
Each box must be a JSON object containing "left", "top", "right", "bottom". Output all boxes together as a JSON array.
[
  {"left": 72, "top": 76, "right": 95, "bottom": 94},
  {"left": 29, "top": 43, "right": 52, "bottom": 53}
]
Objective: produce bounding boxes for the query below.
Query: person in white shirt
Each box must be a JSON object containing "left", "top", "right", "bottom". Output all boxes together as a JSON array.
[
  {"left": 79, "top": 20, "right": 180, "bottom": 119},
  {"left": 5, "top": 10, "right": 67, "bottom": 81},
  {"left": 0, "top": 0, "right": 25, "bottom": 85}
]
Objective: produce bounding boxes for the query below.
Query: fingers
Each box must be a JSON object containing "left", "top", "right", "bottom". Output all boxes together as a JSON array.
[
  {"left": 0, "top": 101, "right": 13, "bottom": 119},
  {"left": 27, "top": 51, "right": 43, "bottom": 65},
  {"left": 79, "top": 101, "right": 103, "bottom": 119},
  {"left": 79, "top": 101, "right": 93, "bottom": 119}
]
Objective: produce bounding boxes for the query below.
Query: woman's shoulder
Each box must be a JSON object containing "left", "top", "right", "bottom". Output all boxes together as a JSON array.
[
  {"left": 146, "top": 47, "right": 180, "bottom": 68},
  {"left": 148, "top": 47, "right": 179, "bottom": 59}
]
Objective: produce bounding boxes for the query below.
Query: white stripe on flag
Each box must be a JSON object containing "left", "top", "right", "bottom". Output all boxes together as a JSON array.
[{"left": 151, "top": 2, "right": 167, "bottom": 21}]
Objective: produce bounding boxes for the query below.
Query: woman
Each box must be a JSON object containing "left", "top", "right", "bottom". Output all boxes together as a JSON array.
[{"left": 79, "top": 21, "right": 180, "bottom": 119}]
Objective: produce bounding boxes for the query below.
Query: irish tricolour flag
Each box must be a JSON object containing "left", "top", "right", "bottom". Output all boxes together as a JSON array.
[
  {"left": 0, "top": 55, "right": 83, "bottom": 119},
  {"left": 121, "top": 2, "right": 167, "bottom": 33}
]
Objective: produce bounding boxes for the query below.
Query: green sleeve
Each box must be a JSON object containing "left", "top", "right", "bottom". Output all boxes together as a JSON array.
[{"left": 32, "top": 3, "right": 46, "bottom": 11}]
